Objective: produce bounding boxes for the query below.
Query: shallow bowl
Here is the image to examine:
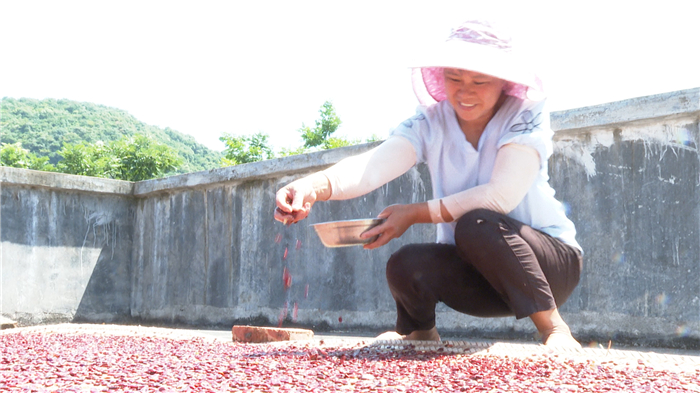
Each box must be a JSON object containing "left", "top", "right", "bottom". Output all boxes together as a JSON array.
[{"left": 311, "top": 218, "right": 385, "bottom": 248}]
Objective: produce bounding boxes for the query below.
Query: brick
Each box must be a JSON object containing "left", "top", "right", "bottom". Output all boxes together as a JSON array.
[
  {"left": 231, "top": 325, "right": 314, "bottom": 343},
  {"left": 231, "top": 325, "right": 313, "bottom": 343},
  {"left": 0, "top": 316, "right": 17, "bottom": 330}
]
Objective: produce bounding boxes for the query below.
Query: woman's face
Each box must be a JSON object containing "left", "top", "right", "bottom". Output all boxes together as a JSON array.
[{"left": 443, "top": 68, "right": 507, "bottom": 130}]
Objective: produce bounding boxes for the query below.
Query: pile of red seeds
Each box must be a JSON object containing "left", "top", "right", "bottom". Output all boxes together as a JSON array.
[{"left": 2, "top": 332, "right": 699, "bottom": 392}]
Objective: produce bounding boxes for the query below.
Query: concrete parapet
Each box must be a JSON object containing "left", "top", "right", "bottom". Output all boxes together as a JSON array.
[{"left": 550, "top": 88, "right": 700, "bottom": 132}]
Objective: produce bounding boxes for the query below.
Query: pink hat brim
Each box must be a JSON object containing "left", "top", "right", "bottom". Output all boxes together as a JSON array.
[{"left": 410, "top": 40, "right": 544, "bottom": 105}]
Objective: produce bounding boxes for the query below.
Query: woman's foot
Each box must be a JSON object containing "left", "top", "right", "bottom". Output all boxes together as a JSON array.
[
  {"left": 374, "top": 331, "right": 403, "bottom": 341},
  {"left": 405, "top": 326, "right": 441, "bottom": 341},
  {"left": 530, "top": 308, "right": 581, "bottom": 349},
  {"left": 544, "top": 331, "right": 582, "bottom": 348},
  {"left": 542, "top": 325, "right": 582, "bottom": 349},
  {"left": 375, "top": 327, "right": 441, "bottom": 342}
]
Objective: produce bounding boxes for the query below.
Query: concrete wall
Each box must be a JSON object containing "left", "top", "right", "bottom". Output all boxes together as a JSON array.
[
  {"left": 548, "top": 89, "right": 700, "bottom": 347},
  {"left": 2, "top": 88, "right": 699, "bottom": 348},
  {"left": 0, "top": 169, "right": 134, "bottom": 325}
]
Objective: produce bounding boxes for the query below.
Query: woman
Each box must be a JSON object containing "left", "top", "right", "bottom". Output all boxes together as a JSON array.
[{"left": 274, "top": 20, "right": 583, "bottom": 348}]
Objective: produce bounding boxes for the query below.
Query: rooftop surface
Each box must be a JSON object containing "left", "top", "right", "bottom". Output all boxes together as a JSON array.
[
  {"left": 4, "top": 323, "right": 699, "bottom": 373},
  {"left": 3, "top": 324, "right": 699, "bottom": 391}
]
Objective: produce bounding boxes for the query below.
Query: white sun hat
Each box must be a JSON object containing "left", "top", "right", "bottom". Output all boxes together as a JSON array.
[{"left": 411, "top": 20, "right": 545, "bottom": 105}]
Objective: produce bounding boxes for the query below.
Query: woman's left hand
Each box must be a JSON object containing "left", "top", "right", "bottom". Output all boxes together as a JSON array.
[{"left": 360, "top": 204, "right": 419, "bottom": 250}]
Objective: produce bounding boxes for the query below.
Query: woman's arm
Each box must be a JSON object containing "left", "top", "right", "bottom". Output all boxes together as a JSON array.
[
  {"left": 274, "top": 136, "right": 417, "bottom": 224},
  {"left": 430, "top": 143, "right": 541, "bottom": 223},
  {"left": 321, "top": 136, "right": 417, "bottom": 200},
  {"left": 361, "top": 143, "right": 539, "bottom": 248}
]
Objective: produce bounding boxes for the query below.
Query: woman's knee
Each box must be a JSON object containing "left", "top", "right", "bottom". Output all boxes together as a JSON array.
[
  {"left": 386, "top": 244, "right": 421, "bottom": 285},
  {"left": 386, "top": 243, "right": 443, "bottom": 291},
  {"left": 454, "top": 209, "right": 506, "bottom": 247}
]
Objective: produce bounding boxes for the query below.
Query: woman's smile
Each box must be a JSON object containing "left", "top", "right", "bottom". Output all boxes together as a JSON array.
[{"left": 443, "top": 68, "right": 507, "bottom": 135}]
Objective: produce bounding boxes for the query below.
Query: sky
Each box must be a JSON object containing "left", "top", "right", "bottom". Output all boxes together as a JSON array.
[{"left": 1, "top": 0, "right": 699, "bottom": 153}]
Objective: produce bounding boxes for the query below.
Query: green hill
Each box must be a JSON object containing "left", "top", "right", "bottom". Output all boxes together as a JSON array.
[{"left": 0, "top": 97, "right": 221, "bottom": 174}]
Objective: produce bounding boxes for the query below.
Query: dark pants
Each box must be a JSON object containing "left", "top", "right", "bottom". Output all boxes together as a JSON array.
[{"left": 386, "top": 209, "right": 583, "bottom": 335}]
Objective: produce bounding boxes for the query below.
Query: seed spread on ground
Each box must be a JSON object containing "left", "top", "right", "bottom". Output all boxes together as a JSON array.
[{"left": 1, "top": 332, "right": 698, "bottom": 392}]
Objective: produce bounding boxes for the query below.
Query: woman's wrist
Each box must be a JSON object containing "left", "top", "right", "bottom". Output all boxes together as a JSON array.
[
  {"left": 427, "top": 199, "right": 444, "bottom": 223},
  {"left": 308, "top": 172, "right": 332, "bottom": 201},
  {"left": 409, "top": 202, "right": 433, "bottom": 224},
  {"left": 427, "top": 199, "right": 455, "bottom": 223}
]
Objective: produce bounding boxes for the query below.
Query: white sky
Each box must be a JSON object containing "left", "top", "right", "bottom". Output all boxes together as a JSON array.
[{"left": 1, "top": 0, "right": 699, "bottom": 152}]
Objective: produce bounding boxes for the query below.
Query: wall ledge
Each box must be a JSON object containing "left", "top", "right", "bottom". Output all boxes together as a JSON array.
[
  {"left": 0, "top": 166, "right": 133, "bottom": 195},
  {"left": 551, "top": 87, "right": 700, "bottom": 132},
  {"left": 132, "top": 141, "right": 381, "bottom": 197}
]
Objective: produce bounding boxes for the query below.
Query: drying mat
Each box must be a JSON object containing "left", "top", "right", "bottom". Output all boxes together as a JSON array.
[{"left": 368, "top": 339, "right": 700, "bottom": 374}]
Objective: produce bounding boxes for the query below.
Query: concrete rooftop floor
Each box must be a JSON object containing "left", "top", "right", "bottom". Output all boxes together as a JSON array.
[{"left": 3, "top": 323, "right": 699, "bottom": 374}]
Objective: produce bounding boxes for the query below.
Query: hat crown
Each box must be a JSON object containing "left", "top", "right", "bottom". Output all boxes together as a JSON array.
[{"left": 447, "top": 20, "right": 513, "bottom": 52}]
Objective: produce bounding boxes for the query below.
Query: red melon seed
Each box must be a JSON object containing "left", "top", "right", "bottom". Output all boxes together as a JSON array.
[
  {"left": 283, "top": 247, "right": 288, "bottom": 260},
  {"left": 278, "top": 301, "right": 288, "bottom": 327},
  {"left": 274, "top": 233, "right": 282, "bottom": 243},
  {"left": 3, "top": 330, "right": 697, "bottom": 391},
  {"left": 295, "top": 239, "right": 302, "bottom": 250},
  {"left": 304, "top": 284, "right": 309, "bottom": 298},
  {"left": 282, "top": 267, "right": 292, "bottom": 290},
  {"left": 338, "top": 316, "right": 343, "bottom": 323},
  {"left": 292, "top": 302, "right": 298, "bottom": 322}
]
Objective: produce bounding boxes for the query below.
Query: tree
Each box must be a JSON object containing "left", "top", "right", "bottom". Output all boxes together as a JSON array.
[
  {"left": 365, "top": 134, "right": 383, "bottom": 143},
  {"left": 299, "top": 101, "right": 342, "bottom": 149},
  {"left": 1, "top": 142, "right": 31, "bottom": 168},
  {"left": 112, "top": 134, "right": 182, "bottom": 181},
  {"left": 0, "top": 142, "right": 56, "bottom": 171},
  {"left": 56, "top": 134, "right": 181, "bottom": 181},
  {"left": 0, "top": 97, "right": 220, "bottom": 173},
  {"left": 217, "top": 101, "right": 379, "bottom": 163},
  {"left": 323, "top": 137, "right": 355, "bottom": 150},
  {"left": 277, "top": 146, "right": 308, "bottom": 157},
  {"left": 57, "top": 141, "right": 119, "bottom": 178},
  {"left": 219, "top": 132, "right": 275, "bottom": 166}
]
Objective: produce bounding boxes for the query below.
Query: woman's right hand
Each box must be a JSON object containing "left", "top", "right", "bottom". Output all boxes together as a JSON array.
[{"left": 275, "top": 174, "right": 331, "bottom": 225}]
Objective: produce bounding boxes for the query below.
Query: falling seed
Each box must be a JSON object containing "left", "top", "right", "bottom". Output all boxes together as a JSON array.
[
  {"left": 275, "top": 233, "right": 282, "bottom": 243},
  {"left": 338, "top": 316, "right": 343, "bottom": 323},
  {"left": 283, "top": 247, "right": 288, "bottom": 260},
  {"left": 304, "top": 284, "right": 309, "bottom": 298},
  {"left": 283, "top": 267, "right": 292, "bottom": 290},
  {"left": 292, "top": 302, "right": 298, "bottom": 322},
  {"left": 278, "top": 301, "right": 289, "bottom": 327},
  {"left": 295, "top": 239, "right": 302, "bottom": 250}
]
